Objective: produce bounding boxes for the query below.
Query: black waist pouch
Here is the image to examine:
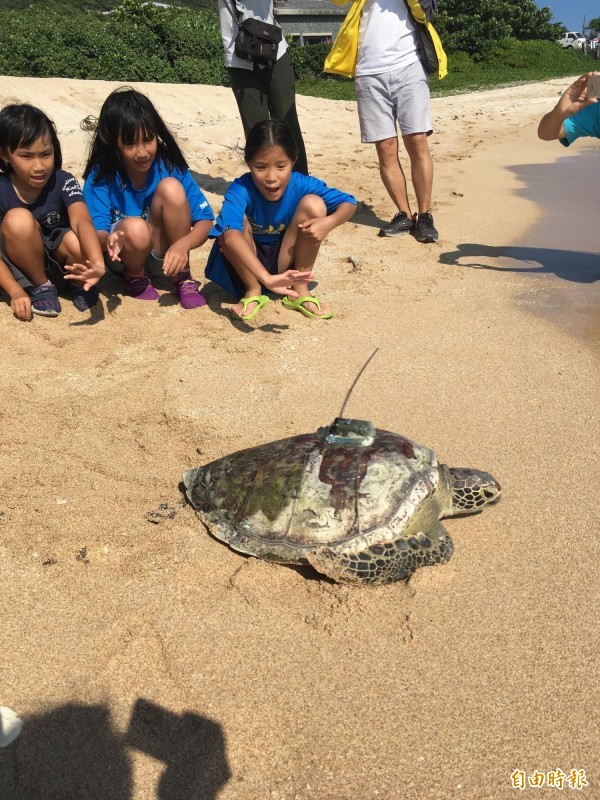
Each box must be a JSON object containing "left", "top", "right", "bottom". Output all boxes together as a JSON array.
[{"left": 235, "top": 17, "right": 282, "bottom": 67}]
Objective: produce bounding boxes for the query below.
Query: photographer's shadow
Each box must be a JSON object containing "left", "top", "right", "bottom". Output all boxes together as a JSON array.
[
  {"left": 440, "top": 242, "right": 600, "bottom": 284},
  {"left": 0, "top": 700, "right": 230, "bottom": 800}
]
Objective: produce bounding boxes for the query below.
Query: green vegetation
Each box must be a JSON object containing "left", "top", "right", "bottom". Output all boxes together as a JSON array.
[
  {"left": 297, "top": 41, "right": 593, "bottom": 101},
  {"left": 0, "top": 0, "right": 593, "bottom": 100},
  {"left": 435, "top": 0, "right": 565, "bottom": 61}
]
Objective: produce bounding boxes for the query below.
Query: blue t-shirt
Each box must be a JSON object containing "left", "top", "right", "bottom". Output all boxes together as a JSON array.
[
  {"left": 561, "top": 103, "right": 600, "bottom": 146},
  {"left": 209, "top": 171, "right": 357, "bottom": 243},
  {"left": 0, "top": 169, "right": 84, "bottom": 235},
  {"left": 83, "top": 158, "right": 213, "bottom": 231},
  {"left": 206, "top": 171, "right": 356, "bottom": 297}
]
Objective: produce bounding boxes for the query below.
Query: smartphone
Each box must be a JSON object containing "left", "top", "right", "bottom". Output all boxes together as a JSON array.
[{"left": 586, "top": 74, "right": 600, "bottom": 99}]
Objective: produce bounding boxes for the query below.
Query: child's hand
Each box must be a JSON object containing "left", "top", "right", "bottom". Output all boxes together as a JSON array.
[
  {"left": 263, "top": 269, "right": 314, "bottom": 297},
  {"left": 63, "top": 260, "right": 105, "bottom": 290},
  {"left": 298, "top": 217, "right": 332, "bottom": 244},
  {"left": 558, "top": 73, "right": 598, "bottom": 117},
  {"left": 162, "top": 242, "right": 189, "bottom": 276},
  {"left": 11, "top": 290, "right": 32, "bottom": 321},
  {"left": 107, "top": 230, "right": 125, "bottom": 261}
]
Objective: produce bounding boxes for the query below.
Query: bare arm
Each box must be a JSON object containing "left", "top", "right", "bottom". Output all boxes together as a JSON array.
[
  {"left": 162, "top": 219, "right": 214, "bottom": 275},
  {"left": 538, "top": 73, "right": 597, "bottom": 141},
  {"left": 0, "top": 256, "right": 32, "bottom": 321},
  {"left": 64, "top": 202, "right": 106, "bottom": 289}
]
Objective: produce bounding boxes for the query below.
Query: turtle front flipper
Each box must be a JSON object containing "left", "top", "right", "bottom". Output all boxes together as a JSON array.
[{"left": 306, "top": 524, "right": 454, "bottom": 585}]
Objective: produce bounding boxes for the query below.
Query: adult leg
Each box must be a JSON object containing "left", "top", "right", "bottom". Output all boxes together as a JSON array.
[
  {"left": 228, "top": 67, "right": 270, "bottom": 134},
  {"left": 394, "top": 60, "right": 437, "bottom": 241},
  {"left": 402, "top": 132, "right": 433, "bottom": 215},
  {"left": 278, "top": 194, "right": 330, "bottom": 317},
  {"left": 374, "top": 137, "right": 412, "bottom": 217},
  {"left": 267, "top": 52, "right": 309, "bottom": 175}
]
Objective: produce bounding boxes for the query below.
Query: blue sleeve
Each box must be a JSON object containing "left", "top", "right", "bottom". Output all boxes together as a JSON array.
[
  {"left": 561, "top": 104, "right": 600, "bottom": 147},
  {"left": 83, "top": 172, "right": 113, "bottom": 232},
  {"left": 209, "top": 179, "right": 250, "bottom": 238},
  {"left": 178, "top": 168, "right": 214, "bottom": 223},
  {"left": 296, "top": 173, "right": 357, "bottom": 213}
]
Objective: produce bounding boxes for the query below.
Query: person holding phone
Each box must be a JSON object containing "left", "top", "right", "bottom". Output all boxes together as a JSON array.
[{"left": 538, "top": 72, "right": 600, "bottom": 144}]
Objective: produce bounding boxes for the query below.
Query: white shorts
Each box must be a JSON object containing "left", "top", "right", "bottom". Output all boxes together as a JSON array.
[{"left": 355, "top": 59, "right": 432, "bottom": 143}]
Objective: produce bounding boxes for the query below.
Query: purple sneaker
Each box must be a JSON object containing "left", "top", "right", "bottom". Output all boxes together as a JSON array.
[
  {"left": 124, "top": 271, "right": 159, "bottom": 301},
  {"left": 28, "top": 282, "right": 61, "bottom": 316},
  {"left": 173, "top": 273, "right": 207, "bottom": 310}
]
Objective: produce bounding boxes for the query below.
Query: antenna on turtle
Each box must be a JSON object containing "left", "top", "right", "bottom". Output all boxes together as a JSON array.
[{"left": 338, "top": 348, "right": 379, "bottom": 419}]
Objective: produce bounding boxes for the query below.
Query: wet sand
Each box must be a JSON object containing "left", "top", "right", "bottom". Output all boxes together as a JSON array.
[{"left": 0, "top": 76, "right": 599, "bottom": 800}]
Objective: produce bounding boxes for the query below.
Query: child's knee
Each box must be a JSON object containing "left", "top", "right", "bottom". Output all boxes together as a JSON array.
[
  {"left": 297, "top": 194, "right": 327, "bottom": 218},
  {"left": 117, "top": 217, "right": 152, "bottom": 251},
  {"left": 154, "top": 177, "right": 187, "bottom": 206},
  {"left": 1, "top": 207, "right": 38, "bottom": 238}
]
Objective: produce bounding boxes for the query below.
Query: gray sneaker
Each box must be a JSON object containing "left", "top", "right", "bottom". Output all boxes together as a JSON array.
[
  {"left": 378, "top": 211, "right": 413, "bottom": 237},
  {"left": 411, "top": 211, "right": 439, "bottom": 243}
]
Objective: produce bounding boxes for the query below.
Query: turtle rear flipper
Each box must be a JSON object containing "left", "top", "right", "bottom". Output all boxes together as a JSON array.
[{"left": 307, "top": 525, "right": 454, "bottom": 585}]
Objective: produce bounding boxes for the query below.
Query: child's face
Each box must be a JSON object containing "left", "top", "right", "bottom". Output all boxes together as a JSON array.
[
  {"left": 248, "top": 145, "right": 294, "bottom": 202},
  {"left": 1, "top": 135, "right": 54, "bottom": 193},
  {"left": 117, "top": 128, "right": 157, "bottom": 183}
]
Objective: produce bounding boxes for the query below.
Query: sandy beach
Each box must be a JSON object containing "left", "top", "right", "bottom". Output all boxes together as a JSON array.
[{"left": 0, "top": 74, "right": 598, "bottom": 800}]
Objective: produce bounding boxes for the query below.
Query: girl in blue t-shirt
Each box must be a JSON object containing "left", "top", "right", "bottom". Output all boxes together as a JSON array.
[
  {"left": 83, "top": 88, "right": 213, "bottom": 309},
  {"left": 0, "top": 103, "right": 105, "bottom": 320},
  {"left": 206, "top": 119, "right": 357, "bottom": 321}
]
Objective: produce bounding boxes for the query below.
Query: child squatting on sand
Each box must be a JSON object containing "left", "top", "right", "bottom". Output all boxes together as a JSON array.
[
  {"left": 83, "top": 87, "right": 213, "bottom": 309},
  {"left": 205, "top": 119, "right": 357, "bottom": 321},
  {"left": 0, "top": 104, "right": 105, "bottom": 320}
]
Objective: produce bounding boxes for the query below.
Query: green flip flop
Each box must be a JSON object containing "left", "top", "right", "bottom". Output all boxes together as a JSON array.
[
  {"left": 230, "top": 295, "right": 270, "bottom": 321},
  {"left": 282, "top": 295, "right": 333, "bottom": 320}
]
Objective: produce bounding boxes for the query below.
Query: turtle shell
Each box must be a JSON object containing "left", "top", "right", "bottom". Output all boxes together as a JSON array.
[{"left": 184, "top": 419, "right": 446, "bottom": 563}]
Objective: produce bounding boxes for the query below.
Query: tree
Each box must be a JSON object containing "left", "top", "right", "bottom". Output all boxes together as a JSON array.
[
  {"left": 436, "top": 0, "right": 566, "bottom": 59},
  {"left": 588, "top": 17, "right": 600, "bottom": 37}
]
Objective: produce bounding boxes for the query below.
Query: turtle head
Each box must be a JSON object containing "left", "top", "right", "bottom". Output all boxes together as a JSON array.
[{"left": 447, "top": 467, "right": 501, "bottom": 515}]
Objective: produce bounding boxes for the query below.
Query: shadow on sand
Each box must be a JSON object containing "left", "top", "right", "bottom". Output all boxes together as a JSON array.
[
  {"left": 0, "top": 699, "right": 231, "bottom": 799},
  {"left": 439, "top": 243, "right": 600, "bottom": 284}
]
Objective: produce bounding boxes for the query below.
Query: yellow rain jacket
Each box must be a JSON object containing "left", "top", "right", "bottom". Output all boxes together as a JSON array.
[{"left": 324, "top": 0, "right": 447, "bottom": 80}]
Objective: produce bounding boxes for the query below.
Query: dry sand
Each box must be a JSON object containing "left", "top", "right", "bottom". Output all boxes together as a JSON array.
[{"left": 0, "top": 75, "right": 598, "bottom": 800}]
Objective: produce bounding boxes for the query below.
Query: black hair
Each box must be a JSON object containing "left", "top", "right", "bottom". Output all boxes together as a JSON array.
[
  {"left": 83, "top": 87, "right": 188, "bottom": 181},
  {"left": 0, "top": 104, "right": 62, "bottom": 174},
  {"left": 244, "top": 119, "right": 298, "bottom": 164}
]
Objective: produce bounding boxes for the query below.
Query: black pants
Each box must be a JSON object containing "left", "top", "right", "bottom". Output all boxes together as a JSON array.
[{"left": 228, "top": 51, "right": 309, "bottom": 175}]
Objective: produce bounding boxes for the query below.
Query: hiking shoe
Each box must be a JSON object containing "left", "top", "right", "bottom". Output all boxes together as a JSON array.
[
  {"left": 173, "top": 272, "right": 207, "bottom": 310},
  {"left": 378, "top": 211, "right": 414, "bottom": 237},
  {"left": 71, "top": 283, "right": 100, "bottom": 312},
  {"left": 124, "top": 271, "right": 159, "bottom": 300},
  {"left": 411, "top": 211, "right": 439, "bottom": 243},
  {"left": 28, "top": 282, "right": 61, "bottom": 316}
]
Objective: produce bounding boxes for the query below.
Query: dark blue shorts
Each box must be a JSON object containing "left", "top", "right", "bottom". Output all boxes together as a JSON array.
[{"left": 205, "top": 237, "right": 283, "bottom": 300}]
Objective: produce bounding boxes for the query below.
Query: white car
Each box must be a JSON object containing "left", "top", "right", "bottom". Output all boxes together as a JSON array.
[{"left": 557, "top": 32, "right": 587, "bottom": 49}]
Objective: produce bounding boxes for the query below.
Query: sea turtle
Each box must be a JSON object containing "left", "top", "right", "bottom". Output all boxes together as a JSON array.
[{"left": 183, "top": 418, "right": 501, "bottom": 585}]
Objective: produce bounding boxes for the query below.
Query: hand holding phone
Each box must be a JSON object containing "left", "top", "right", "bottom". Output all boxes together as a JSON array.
[{"left": 586, "top": 74, "right": 600, "bottom": 99}]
